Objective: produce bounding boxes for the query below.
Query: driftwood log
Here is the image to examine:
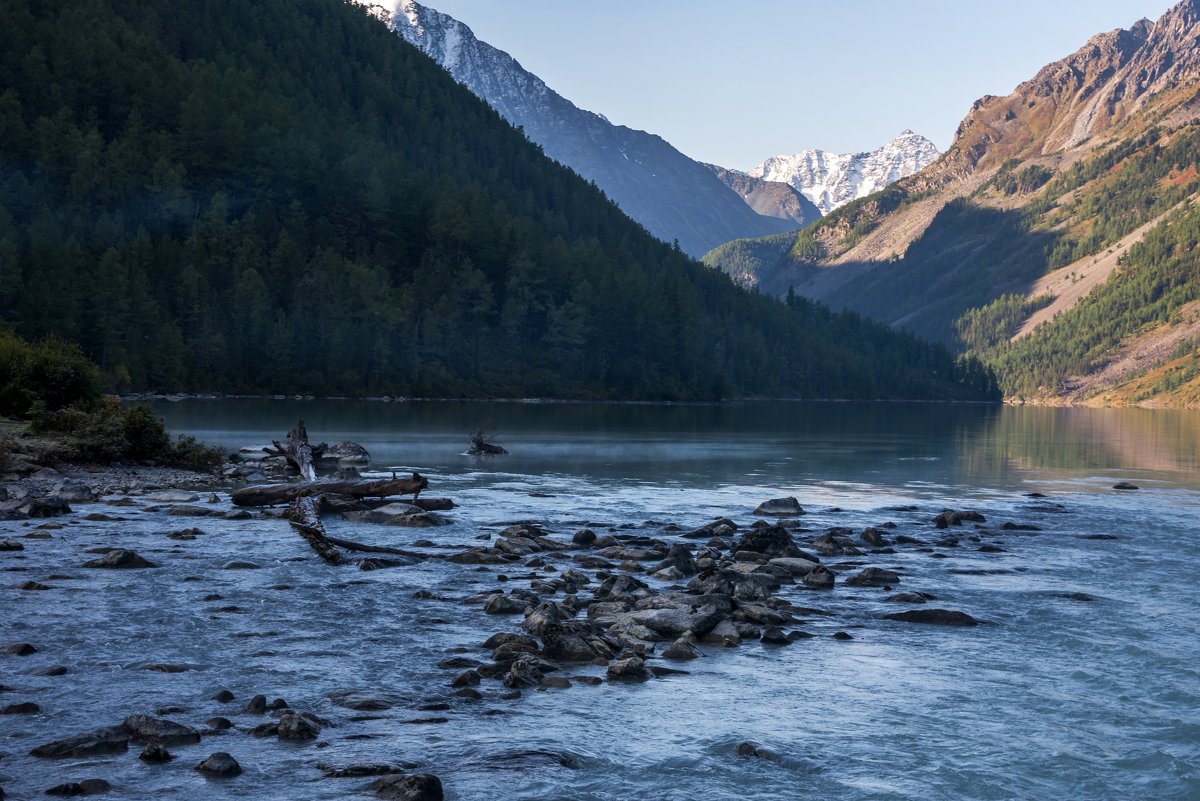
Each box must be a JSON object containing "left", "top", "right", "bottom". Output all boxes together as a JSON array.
[
  {"left": 266, "top": 420, "right": 317, "bottom": 481},
  {"left": 468, "top": 430, "right": 508, "bottom": 456},
  {"left": 231, "top": 474, "right": 427, "bottom": 508},
  {"left": 287, "top": 496, "right": 343, "bottom": 565},
  {"left": 286, "top": 495, "right": 434, "bottom": 564}
]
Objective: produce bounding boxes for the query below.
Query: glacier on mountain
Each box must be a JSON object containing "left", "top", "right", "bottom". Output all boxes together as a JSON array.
[{"left": 750, "top": 131, "right": 940, "bottom": 215}]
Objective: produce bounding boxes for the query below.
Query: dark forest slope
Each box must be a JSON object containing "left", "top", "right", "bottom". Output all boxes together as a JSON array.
[{"left": 0, "top": 0, "right": 995, "bottom": 401}]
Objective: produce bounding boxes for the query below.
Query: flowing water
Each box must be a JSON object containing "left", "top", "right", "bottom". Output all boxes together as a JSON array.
[{"left": 2, "top": 400, "right": 1198, "bottom": 800}]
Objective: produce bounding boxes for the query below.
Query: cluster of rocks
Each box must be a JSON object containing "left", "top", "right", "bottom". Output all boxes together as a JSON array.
[
  {"left": 222, "top": 442, "right": 370, "bottom": 482},
  {"left": 13, "top": 685, "right": 447, "bottom": 797},
  {"left": 410, "top": 500, "right": 1008, "bottom": 713}
]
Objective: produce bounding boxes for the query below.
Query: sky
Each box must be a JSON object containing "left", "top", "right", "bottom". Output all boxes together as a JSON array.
[{"left": 419, "top": 0, "right": 1176, "bottom": 170}]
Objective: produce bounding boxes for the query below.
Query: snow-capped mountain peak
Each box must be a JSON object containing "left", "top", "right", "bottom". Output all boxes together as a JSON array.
[{"left": 749, "top": 131, "right": 940, "bottom": 215}]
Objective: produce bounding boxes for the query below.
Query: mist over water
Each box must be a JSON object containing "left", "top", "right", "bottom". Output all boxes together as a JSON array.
[{"left": 3, "top": 400, "right": 1198, "bottom": 800}]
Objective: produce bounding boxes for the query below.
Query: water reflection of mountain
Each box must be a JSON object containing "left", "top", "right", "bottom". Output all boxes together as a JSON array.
[
  {"left": 152, "top": 399, "right": 1199, "bottom": 492},
  {"left": 968, "top": 407, "right": 1200, "bottom": 484}
]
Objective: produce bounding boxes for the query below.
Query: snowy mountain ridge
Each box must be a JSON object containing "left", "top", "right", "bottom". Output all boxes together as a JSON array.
[
  {"left": 353, "top": 0, "right": 797, "bottom": 256},
  {"left": 750, "top": 131, "right": 941, "bottom": 214}
]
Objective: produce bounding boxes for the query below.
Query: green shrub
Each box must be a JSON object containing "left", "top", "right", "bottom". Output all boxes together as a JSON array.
[
  {"left": 170, "top": 435, "right": 225, "bottom": 471},
  {"left": 0, "top": 331, "right": 103, "bottom": 417}
]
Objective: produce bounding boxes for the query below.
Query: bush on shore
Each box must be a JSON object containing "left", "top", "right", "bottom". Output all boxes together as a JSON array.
[{"left": 1, "top": 330, "right": 222, "bottom": 470}]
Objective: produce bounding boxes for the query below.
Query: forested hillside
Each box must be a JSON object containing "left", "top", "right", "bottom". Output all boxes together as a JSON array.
[
  {"left": 703, "top": 1, "right": 1200, "bottom": 405},
  {"left": 0, "top": 0, "right": 995, "bottom": 402}
]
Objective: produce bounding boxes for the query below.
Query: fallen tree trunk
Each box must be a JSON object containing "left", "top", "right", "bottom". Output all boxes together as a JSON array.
[
  {"left": 324, "top": 534, "right": 434, "bottom": 561},
  {"left": 231, "top": 474, "right": 427, "bottom": 507},
  {"left": 268, "top": 420, "right": 317, "bottom": 481},
  {"left": 287, "top": 496, "right": 343, "bottom": 565}
]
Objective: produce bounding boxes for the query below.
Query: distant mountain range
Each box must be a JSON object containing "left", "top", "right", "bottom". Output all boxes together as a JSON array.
[
  {"left": 361, "top": 1, "right": 941, "bottom": 255},
  {"left": 704, "top": 0, "right": 1200, "bottom": 407},
  {"left": 748, "top": 130, "right": 941, "bottom": 215},
  {"left": 365, "top": 0, "right": 799, "bottom": 257}
]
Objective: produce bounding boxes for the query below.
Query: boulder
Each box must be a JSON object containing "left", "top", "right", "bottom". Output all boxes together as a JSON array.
[
  {"left": 734, "top": 525, "right": 798, "bottom": 558},
  {"left": 541, "top": 623, "right": 612, "bottom": 662},
  {"left": 502, "top": 654, "right": 545, "bottom": 689},
  {"left": 371, "top": 774, "right": 444, "bottom": 801},
  {"left": 934, "top": 510, "right": 986, "bottom": 528},
  {"left": 662, "top": 636, "right": 700, "bottom": 660},
  {"left": 768, "top": 557, "right": 819, "bottom": 576},
  {"left": 45, "top": 779, "right": 111, "bottom": 796},
  {"left": 860, "top": 527, "right": 890, "bottom": 547},
  {"left": 606, "top": 654, "right": 650, "bottom": 681},
  {"left": 802, "top": 566, "right": 835, "bottom": 589},
  {"left": 342, "top": 503, "right": 424, "bottom": 524},
  {"left": 143, "top": 490, "right": 200, "bottom": 503},
  {"left": 29, "top": 496, "right": 72, "bottom": 518},
  {"left": 753, "top": 497, "right": 804, "bottom": 516},
  {"left": 30, "top": 726, "right": 129, "bottom": 758},
  {"left": 82, "top": 550, "right": 156, "bottom": 569},
  {"left": 277, "top": 712, "right": 320, "bottom": 740},
  {"left": 483, "top": 594, "right": 527, "bottom": 615},
  {"left": 883, "top": 609, "right": 983, "bottom": 627},
  {"left": 195, "top": 752, "right": 242, "bottom": 777},
  {"left": 321, "top": 441, "right": 371, "bottom": 468},
  {"left": 385, "top": 512, "right": 451, "bottom": 528},
  {"left": 139, "top": 744, "right": 174, "bottom": 763},
  {"left": 760, "top": 626, "right": 790, "bottom": 645},
  {"left": 0, "top": 539, "right": 24, "bottom": 551},
  {"left": 630, "top": 603, "right": 726, "bottom": 639},
  {"left": 810, "top": 528, "right": 861, "bottom": 556},
  {"left": 122, "top": 715, "right": 201, "bottom": 745},
  {"left": 844, "top": 568, "right": 900, "bottom": 587},
  {"left": 1112, "top": 482, "right": 1138, "bottom": 490},
  {"left": 2, "top": 702, "right": 41, "bottom": 714}
]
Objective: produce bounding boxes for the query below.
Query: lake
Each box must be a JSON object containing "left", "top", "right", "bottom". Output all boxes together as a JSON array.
[{"left": 3, "top": 399, "right": 1198, "bottom": 800}]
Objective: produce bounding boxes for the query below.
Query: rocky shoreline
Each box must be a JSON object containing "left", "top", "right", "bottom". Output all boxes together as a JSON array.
[{"left": 0, "top": 440, "right": 1102, "bottom": 800}]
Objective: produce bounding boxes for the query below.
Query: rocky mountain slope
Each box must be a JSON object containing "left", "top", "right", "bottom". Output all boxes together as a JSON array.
[
  {"left": 704, "top": 0, "right": 1200, "bottom": 406},
  {"left": 703, "top": 165, "right": 821, "bottom": 227},
  {"left": 748, "top": 130, "right": 940, "bottom": 214},
  {"left": 364, "top": 0, "right": 797, "bottom": 257}
]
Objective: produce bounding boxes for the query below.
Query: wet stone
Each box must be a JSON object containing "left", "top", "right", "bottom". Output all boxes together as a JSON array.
[
  {"left": 883, "top": 609, "right": 983, "bottom": 627},
  {"left": 30, "top": 726, "right": 129, "bottom": 758},
  {"left": 1, "top": 701, "right": 40, "bottom": 714},
  {"left": 195, "top": 752, "right": 242, "bottom": 777},
  {"left": 122, "top": 715, "right": 202, "bottom": 745},
  {"left": 139, "top": 744, "right": 174, "bottom": 763},
  {"left": 212, "top": 689, "right": 235, "bottom": 703},
  {"left": 45, "top": 779, "right": 111, "bottom": 796},
  {"left": 82, "top": 549, "right": 156, "bottom": 569},
  {"left": 371, "top": 774, "right": 445, "bottom": 801}
]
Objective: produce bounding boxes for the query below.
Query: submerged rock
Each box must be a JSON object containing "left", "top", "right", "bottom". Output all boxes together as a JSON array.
[
  {"left": 195, "top": 752, "right": 242, "bottom": 777},
  {"left": 82, "top": 550, "right": 156, "bottom": 569},
  {"left": 802, "top": 566, "right": 835, "bottom": 589},
  {"left": 122, "top": 715, "right": 201, "bottom": 745},
  {"left": 844, "top": 567, "right": 900, "bottom": 587},
  {"left": 30, "top": 726, "right": 129, "bottom": 758},
  {"left": 139, "top": 744, "right": 174, "bottom": 763},
  {"left": 753, "top": 497, "right": 804, "bottom": 516},
  {"left": 883, "top": 609, "right": 983, "bottom": 627},
  {"left": 371, "top": 774, "right": 444, "bottom": 801},
  {"left": 45, "top": 778, "right": 111, "bottom": 796},
  {"left": 606, "top": 654, "right": 650, "bottom": 681}
]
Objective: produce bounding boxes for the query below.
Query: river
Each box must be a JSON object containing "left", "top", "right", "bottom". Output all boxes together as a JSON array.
[{"left": 2, "top": 400, "right": 1197, "bottom": 800}]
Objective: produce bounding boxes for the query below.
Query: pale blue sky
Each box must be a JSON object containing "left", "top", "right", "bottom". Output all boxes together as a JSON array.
[{"left": 421, "top": 0, "right": 1175, "bottom": 169}]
